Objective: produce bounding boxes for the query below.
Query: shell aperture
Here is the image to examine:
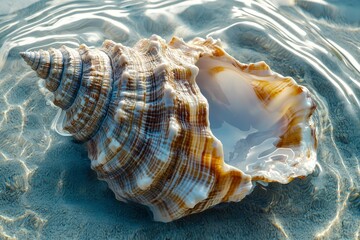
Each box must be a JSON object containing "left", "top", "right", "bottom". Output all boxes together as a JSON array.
[{"left": 20, "top": 35, "right": 317, "bottom": 222}]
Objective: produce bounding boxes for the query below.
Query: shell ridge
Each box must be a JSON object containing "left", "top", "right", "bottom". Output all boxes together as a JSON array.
[
  {"left": 102, "top": 49, "right": 169, "bottom": 178},
  {"left": 62, "top": 49, "right": 92, "bottom": 133},
  {"left": 45, "top": 48, "right": 63, "bottom": 92},
  {"left": 52, "top": 46, "right": 83, "bottom": 109},
  {"left": 51, "top": 47, "right": 68, "bottom": 108},
  {"left": 63, "top": 46, "right": 83, "bottom": 109},
  {"left": 73, "top": 50, "right": 113, "bottom": 141},
  {"left": 88, "top": 47, "right": 131, "bottom": 172},
  {"left": 31, "top": 50, "right": 42, "bottom": 71},
  {"left": 63, "top": 48, "right": 108, "bottom": 137},
  {"left": 37, "top": 50, "right": 51, "bottom": 79},
  {"left": 69, "top": 49, "right": 84, "bottom": 109},
  {"left": 90, "top": 51, "right": 141, "bottom": 174},
  {"left": 145, "top": 55, "right": 214, "bottom": 219},
  {"left": 98, "top": 42, "right": 186, "bottom": 210},
  {"left": 80, "top": 48, "right": 115, "bottom": 141},
  {"left": 54, "top": 48, "right": 66, "bottom": 92}
]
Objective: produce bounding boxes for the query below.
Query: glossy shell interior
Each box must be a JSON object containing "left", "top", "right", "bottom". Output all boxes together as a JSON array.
[{"left": 196, "top": 54, "right": 317, "bottom": 184}]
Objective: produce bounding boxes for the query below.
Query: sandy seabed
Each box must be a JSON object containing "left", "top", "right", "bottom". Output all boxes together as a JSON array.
[{"left": 0, "top": 0, "right": 359, "bottom": 239}]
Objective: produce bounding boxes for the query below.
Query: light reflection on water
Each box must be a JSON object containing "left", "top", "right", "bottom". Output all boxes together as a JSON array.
[{"left": 0, "top": 0, "right": 359, "bottom": 239}]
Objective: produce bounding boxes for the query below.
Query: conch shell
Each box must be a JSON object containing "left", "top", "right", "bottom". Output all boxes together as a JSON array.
[{"left": 20, "top": 35, "right": 317, "bottom": 222}]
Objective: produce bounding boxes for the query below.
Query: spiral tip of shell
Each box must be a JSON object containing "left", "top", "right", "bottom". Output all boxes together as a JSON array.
[
  {"left": 21, "top": 49, "right": 53, "bottom": 80},
  {"left": 20, "top": 51, "right": 36, "bottom": 68}
]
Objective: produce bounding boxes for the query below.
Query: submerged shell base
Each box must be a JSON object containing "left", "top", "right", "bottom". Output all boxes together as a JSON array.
[{"left": 20, "top": 35, "right": 317, "bottom": 222}]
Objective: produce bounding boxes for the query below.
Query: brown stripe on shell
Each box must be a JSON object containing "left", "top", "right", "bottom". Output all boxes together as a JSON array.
[
  {"left": 52, "top": 46, "right": 82, "bottom": 109},
  {"left": 250, "top": 75, "right": 315, "bottom": 149},
  {"left": 37, "top": 50, "right": 51, "bottom": 79},
  {"left": 209, "top": 66, "right": 225, "bottom": 75},
  {"left": 250, "top": 77, "right": 295, "bottom": 106},
  {"left": 277, "top": 96, "right": 316, "bottom": 149},
  {"left": 73, "top": 50, "right": 113, "bottom": 141},
  {"left": 29, "top": 51, "right": 41, "bottom": 70},
  {"left": 63, "top": 46, "right": 106, "bottom": 136},
  {"left": 46, "top": 48, "right": 64, "bottom": 92}
]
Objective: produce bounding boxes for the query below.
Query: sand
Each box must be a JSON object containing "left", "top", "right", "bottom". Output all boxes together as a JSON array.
[{"left": 0, "top": 0, "right": 359, "bottom": 239}]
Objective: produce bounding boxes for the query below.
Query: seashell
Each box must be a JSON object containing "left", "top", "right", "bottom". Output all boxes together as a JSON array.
[{"left": 20, "top": 35, "right": 317, "bottom": 222}]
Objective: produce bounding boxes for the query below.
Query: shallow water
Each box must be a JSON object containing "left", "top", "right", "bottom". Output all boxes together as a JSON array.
[{"left": 0, "top": 0, "right": 359, "bottom": 239}]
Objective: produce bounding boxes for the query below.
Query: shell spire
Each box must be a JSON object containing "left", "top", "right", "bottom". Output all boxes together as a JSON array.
[
  {"left": 21, "top": 49, "right": 61, "bottom": 91},
  {"left": 21, "top": 45, "right": 114, "bottom": 141},
  {"left": 20, "top": 51, "right": 48, "bottom": 75}
]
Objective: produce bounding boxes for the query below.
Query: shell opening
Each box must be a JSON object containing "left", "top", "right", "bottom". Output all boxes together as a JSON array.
[{"left": 195, "top": 55, "right": 317, "bottom": 184}]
